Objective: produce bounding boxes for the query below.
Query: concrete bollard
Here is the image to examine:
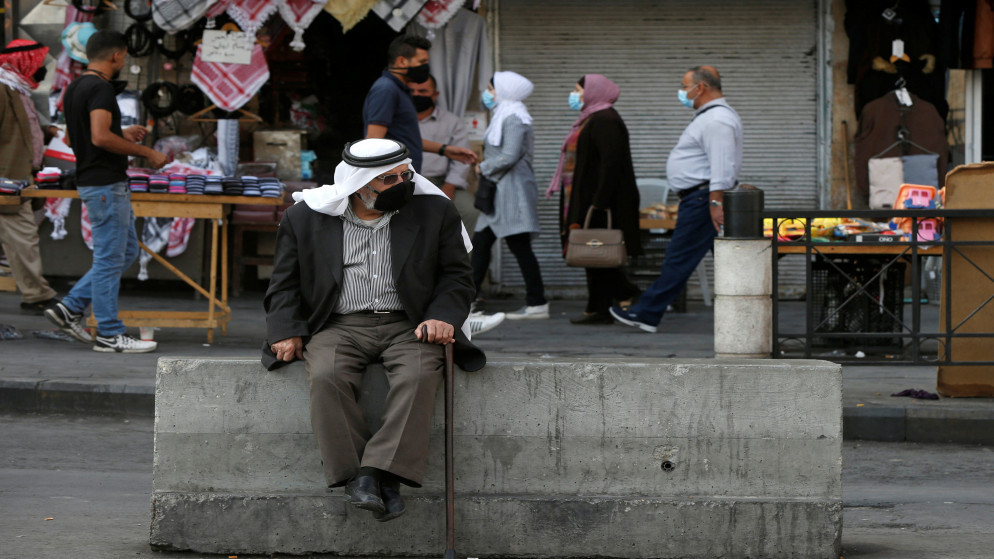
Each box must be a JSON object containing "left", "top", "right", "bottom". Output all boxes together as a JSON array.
[{"left": 714, "top": 238, "right": 773, "bottom": 358}]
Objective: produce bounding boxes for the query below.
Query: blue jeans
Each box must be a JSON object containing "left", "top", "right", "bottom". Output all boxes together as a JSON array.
[
  {"left": 627, "top": 188, "right": 716, "bottom": 326},
  {"left": 62, "top": 182, "right": 139, "bottom": 336}
]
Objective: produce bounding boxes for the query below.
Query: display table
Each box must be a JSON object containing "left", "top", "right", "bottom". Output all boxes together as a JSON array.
[{"left": 19, "top": 187, "right": 285, "bottom": 342}]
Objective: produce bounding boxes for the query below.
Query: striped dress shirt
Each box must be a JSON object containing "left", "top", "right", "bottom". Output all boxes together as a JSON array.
[{"left": 332, "top": 205, "right": 404, "bottom": 314}]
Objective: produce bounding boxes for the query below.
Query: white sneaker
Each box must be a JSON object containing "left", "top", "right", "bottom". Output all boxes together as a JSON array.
[
  {"left": 44, "top": 301, "right": 92, "bottom": 343},
  {"left": 467, "top": 312, "right": 505, "bottom": 336},
  {"left": 505, "top": 303, "right": 550, "bottom": 320},
  {"left": 93, "top": 333, "right": 158, "bottom": 353}
]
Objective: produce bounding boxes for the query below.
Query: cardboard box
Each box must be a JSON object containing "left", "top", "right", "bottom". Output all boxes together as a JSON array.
[
  {"left": 253, "top": 130, "right": 306, "bottom": 181},
  {"left": 938, "top": 162, "right": 994, "bottom": 397}
]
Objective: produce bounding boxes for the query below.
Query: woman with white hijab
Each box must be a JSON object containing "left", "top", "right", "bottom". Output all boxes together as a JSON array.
[{"left": 472, "top": 71, "right": 549, "bottom": 320}]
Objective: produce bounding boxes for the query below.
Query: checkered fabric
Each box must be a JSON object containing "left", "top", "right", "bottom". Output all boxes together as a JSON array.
[
  {"left": 227, "top": 0, "right": 280, "bottom": 38},
  {"left": 278, "top": 0, "right": 325, "bottom": 51},
  {"left": 152, "top": 0, "right": 209, "bottom": 34},
  {"left": 371, "top": 0, "right": 428, "bottom": 32},
  {"left": 415, "top": 0, "right": 461, "bottom": 29},
  {"left": 191, "top": 43, "right": 270, "bottom": 111}
]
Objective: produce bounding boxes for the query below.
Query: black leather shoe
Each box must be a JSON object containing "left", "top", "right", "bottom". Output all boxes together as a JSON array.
[
  {"left": 569, "top": 313, "right": 614, "bottom": 325},
  {"left": 374, "top": 480, "right": 406, "bottom": 522},
  {"left": 344, "top": 475, "right": 385, "bottom": 515}
]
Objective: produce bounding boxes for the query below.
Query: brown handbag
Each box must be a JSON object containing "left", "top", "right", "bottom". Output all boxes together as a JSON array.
[{"left": 565, "top": 207, "right": 627, "bottom": 268}]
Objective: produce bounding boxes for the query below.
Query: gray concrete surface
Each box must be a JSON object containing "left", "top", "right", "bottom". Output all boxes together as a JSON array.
[
  {"left": 150, "top": 358, "right": 842, "bottom": 557},
  {"left": 2, "top": 288, "right": 994, "bottom": 444},
  {"left": 3, "top": 413, "right": 993, "bottom": 559}
]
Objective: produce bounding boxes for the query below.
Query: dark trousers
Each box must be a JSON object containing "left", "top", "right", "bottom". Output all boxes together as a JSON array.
[
  {"left": 303, "top": 312, "right": 444, "bottom": 488},
  {"left": 626, "top": 188, "right": 716, "bottom": 326},
  {"left": 585, "top": 267, "right": 640, "bottom": 315},
  {"left": 472, "top": 227, "right": 547, "bottom": 306}
]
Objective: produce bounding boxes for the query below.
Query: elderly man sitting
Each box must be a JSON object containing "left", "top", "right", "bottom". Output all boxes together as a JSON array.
[{"left": 262, "top": 139, "right": 485, "bottom": 521}]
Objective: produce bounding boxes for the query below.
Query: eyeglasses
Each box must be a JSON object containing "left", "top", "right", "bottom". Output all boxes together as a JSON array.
[
  {"left": 373, "top": 170, "right": 415, "bottom": 186},
  {"left": 680, "top": 82, "right": 699, "bottom": 90}
]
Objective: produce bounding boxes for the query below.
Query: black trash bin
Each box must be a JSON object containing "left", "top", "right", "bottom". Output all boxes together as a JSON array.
[{"left": 723, "top": 185, "right": 764, "bottom": 239}]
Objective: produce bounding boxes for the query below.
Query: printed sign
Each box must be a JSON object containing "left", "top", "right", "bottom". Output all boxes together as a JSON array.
[
  {"left": 463, "top": 111, "right": 488, "bottom": 142},
  {"left": 200, "top": 30, "right": 252, "bottom": 65}
]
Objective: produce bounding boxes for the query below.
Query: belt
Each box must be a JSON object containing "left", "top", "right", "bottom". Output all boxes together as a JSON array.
[
  {"left": 355, "top": 309, "right": 405, "bottom": 314},
  {"left": 676, "top": 182, "right": 710, "bottom": 199}
]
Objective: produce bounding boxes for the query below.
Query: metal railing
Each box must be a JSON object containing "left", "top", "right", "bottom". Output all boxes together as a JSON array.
[{"left": 765, "top": 209, "right": 994, "bottom": 365}]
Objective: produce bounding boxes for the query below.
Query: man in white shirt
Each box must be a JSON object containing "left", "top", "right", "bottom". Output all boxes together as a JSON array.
[
  {"left": 410, "top": 75, "right": 478, "bottom": 233},
  {"left": 610, "top": 65, "right": 743, "bottom": 333}
]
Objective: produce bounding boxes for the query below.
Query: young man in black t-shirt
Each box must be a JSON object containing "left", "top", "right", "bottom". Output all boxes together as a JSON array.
[{"left": 45, "top": 30, "right": 169, "bottom": 353}]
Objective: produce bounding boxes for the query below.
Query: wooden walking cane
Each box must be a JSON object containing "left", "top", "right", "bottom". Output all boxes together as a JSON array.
[{"left": 443, "top": 341, "right": 456, "bottom": 559}]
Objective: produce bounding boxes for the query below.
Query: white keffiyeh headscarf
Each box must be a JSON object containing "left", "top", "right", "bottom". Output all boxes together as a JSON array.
[
  {"left": 483, "top": 70, "right": 534, "bottom": 146},
  {"left": 292, "top": 138, "right": 473, "bottom": 252}
]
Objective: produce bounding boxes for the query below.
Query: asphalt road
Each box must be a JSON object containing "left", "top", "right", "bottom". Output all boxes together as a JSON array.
[{"left": 2, "top": 413, "right": 993, "bottom": 559}]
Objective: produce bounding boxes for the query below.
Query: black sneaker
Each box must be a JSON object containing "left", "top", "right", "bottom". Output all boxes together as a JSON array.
[
  {"left": 92, "top": 333, "right": 157, "bottom": 353},
  {"left": 20, "top": 298, "right": 59, "bottom": 316},
  {"left": 44, "top": 301, "right": 92, "bottom": 343}
]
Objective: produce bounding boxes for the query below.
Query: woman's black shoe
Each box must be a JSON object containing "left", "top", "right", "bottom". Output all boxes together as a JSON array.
[{"left": 570, "top": 313, "right": 614, "bottom": 325}]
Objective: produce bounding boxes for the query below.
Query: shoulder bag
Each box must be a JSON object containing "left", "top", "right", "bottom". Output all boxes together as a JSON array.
[{"left": 565, "top": 207, "right": 627, "bottom": 268}]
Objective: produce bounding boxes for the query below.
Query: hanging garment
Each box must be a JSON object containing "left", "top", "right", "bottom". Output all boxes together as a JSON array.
[
  {"left": 853, "top": 91, "right": 949, "bottom": 200},
  {"left": 371, "top": 0, "right": 428, "bottom": 32},
  {"left": 217, "top": 119, "right": 240, "bottom": 176},
  {"left": 868, "top": 156, "right": 904, "bottom": 209},
  {"left": 323, "top": 0, "right": 379, "bottom": 32},
  {"left": 80, "top": 202, "right": 93, "bottom": 250},
  {"left": 43, "top": 198, "right": 72, "bottom": 240},
  {"left": 409, "top": 8, "right": 490, "bottom": 117},
  {"left": 138, "top": 217, "right": 172, "bottom": 280},
  {"left": 191, "top": 44, "right": 270, "bottom": 111},
  {"left": 415, "top": 0, "right": 462, "bottom": 37},
  {"left": 903, "top": 153, "right": 940, "bottom": 187},
  {"left": 152, "top": 0, "right": 209, "bottom": 34},
  {"left": 278, "top": 0, "right": 326, "bottom": 51},
  {"left": 227, "top": 0, "right": 281, "bottom": 38},
  {"left": 52, "top": 5, "right": 92, "bottom": 93},
  {"left": 166, "top": 217, "right": 196, "bottom": 257},
  {"left": 938, "top": 0, "right": 977, "bottom": 69}
]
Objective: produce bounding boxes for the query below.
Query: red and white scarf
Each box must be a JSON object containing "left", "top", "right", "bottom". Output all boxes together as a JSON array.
[
  {"left": 227, "top": 0, "right": 280, "bottom": 38},
  {"left": 277, "top": 0, "right": 325, "bottom": 51},
  {"left": 191, "top": 43, "right": 270, "bottom": 112}
]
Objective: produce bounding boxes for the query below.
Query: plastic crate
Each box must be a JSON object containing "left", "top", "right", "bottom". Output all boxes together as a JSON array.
[{"left": 810, "top": 257, "right": 906, "bottom": 349}]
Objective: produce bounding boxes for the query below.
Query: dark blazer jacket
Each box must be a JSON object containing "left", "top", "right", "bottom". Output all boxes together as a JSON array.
[
  {"left": 262, "top": 195, "right": 485, "bottom": 372},
  {"left": 560, "top": 107, "right": 643, "bottom": 257}
]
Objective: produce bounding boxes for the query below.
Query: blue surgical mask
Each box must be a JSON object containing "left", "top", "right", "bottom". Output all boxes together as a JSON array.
[
  {"left": 678, "top": 84, "right": 697, "bottom": 109},
  {"left": 481, "top": 90, "right": 497, "bottom": 110},
  {"left": 568, "top": 91, "right": 584, "bottom": 111}
]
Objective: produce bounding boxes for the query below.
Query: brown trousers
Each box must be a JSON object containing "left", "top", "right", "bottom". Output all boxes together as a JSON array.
[
  {"left": 303, "top": 312, "right": 443, "bottom": 488},
  {"left": 0, "top": 200, "right": 57, "bottom": 303}
]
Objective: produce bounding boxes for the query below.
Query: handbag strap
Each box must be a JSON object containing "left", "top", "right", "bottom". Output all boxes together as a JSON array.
[{"left": 582, "top": 207, "right": 612, "bottom": 229}]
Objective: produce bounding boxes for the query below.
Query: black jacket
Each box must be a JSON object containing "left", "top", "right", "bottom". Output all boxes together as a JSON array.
[{"left": 262, "top": 195, "right": 485, "bottom": 371}]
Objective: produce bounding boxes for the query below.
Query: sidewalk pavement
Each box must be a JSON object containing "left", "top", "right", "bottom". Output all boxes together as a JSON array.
[{"left": 1, "top": 287, "right": 993, "bottom": 444}]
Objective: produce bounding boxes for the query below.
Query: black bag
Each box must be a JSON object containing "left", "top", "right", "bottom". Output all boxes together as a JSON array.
[{"left": 474, "top": 175, "right": 497, "bottom": 215}]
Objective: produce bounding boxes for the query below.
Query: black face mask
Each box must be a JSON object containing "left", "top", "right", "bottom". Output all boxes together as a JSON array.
[
  {"left": 373, "top": 180, "right": 415, "bottom": 212},
  {"left": 31, "top": 66, "right": 47, "bottom": 83},
  {"left": 411, "top": 94, "right": 434, "bottom": 112},
  {"left": 405, "top": 63, "right": 431, "bottom": 84}
]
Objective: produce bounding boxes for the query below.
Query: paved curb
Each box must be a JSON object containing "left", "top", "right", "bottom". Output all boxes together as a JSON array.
[{"left": 4, "top": 381, "right": 994, "bottom": 445}]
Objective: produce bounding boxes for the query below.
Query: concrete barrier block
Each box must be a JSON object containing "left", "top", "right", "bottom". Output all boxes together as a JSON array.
[{"left": 152, "top": 357, "right": 842, "bottom": 558}]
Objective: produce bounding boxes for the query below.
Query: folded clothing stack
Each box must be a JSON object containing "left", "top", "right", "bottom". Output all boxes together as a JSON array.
[
  {"left": 128, "top": 174, "right": 150, "bottom": 193},
  {"left": 168, "top": 174, "right": 187, "bottom": 195},
  {"left": 149, "top": 174, "right": 170, "bottom": 193},
  {"left": 221, "top": 177, "right": 243, "bottom": 196},
  {"left": 0, "top": 178, "right": 28, "bottom": 195},
  {"left": 259, "top": 177, "right": 284, "bottom": 198},
  {"left": 35, "top": 167, "right": 63, "bottom": 189},
  {"left": 185, "top": 174, "right": 206, "bottom": 195},
  {"left": 205, "top": 176, "right": 223, "bottom": 195},
  {"left": 240, "top": 175, "right": 261, "bottom": 197}
]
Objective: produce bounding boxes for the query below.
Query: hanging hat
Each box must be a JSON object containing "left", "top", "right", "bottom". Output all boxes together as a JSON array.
[
  {"left": 152, "top": 0, "right": 210, "bottom": 34},
  {"left": 61, "top": 21, "right": 98, "bottom": 63}
]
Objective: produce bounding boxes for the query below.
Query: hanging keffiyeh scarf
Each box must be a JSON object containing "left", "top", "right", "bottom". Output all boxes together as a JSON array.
[
  {"left": 278, "top": 0, "right": 325, "bottom": 51},
  {"left": 44, "top": 198, "right": 72, "bottom": 241},
  {"left": 138, "top": 217, "right": 173, "bottom": 280},
  {"left": 166, "top": 217, "right": 196, "bottom": 257},
  {"left": 323, "top": 0, "right": 379, "bottom": 32},
  {"left": 227, "top": 0, "right": 280, "bottom": 38},
  {"left": 191, "top": 43, "right": 270, "bottom": 111},
  {"left": 370, "top": 0, "right": 427, "bottom": 32},
  {"left": 415, "top": 0, "right": 461, "bottom": 38}
]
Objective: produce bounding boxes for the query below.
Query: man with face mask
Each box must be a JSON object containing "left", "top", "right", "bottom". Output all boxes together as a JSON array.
[
  {"left": 45, "top": 31, "right": 169, "bottom": 353},
  {"left": 0, "top": 39, "right": 61, "bottom": 315},
  {"left": 610, "top": 65, "right": 743, "bottom": 333},
  {"left": 363, "top": 35, "right": 475, "bottom": 173},
  {"left": 263, "top": 138, "right": 485, "bottom": 522}
]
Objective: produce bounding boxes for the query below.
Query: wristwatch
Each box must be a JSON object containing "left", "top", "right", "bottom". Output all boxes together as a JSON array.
[
  {"left": 438, "top": 143, "right": 448, "bottom": 156},
  {"left": 710, "top": 200, "right": 723, "bottom": 207}
]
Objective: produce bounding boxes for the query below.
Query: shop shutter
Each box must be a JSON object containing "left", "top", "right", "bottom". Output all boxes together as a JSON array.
[{"left": 492, "top": 0, "right": 819, "bottom": 297}]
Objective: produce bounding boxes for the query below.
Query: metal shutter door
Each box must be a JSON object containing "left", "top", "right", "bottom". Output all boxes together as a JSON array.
[{"left": 492, "top": 0, "right": 818, "bottom": 296}]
